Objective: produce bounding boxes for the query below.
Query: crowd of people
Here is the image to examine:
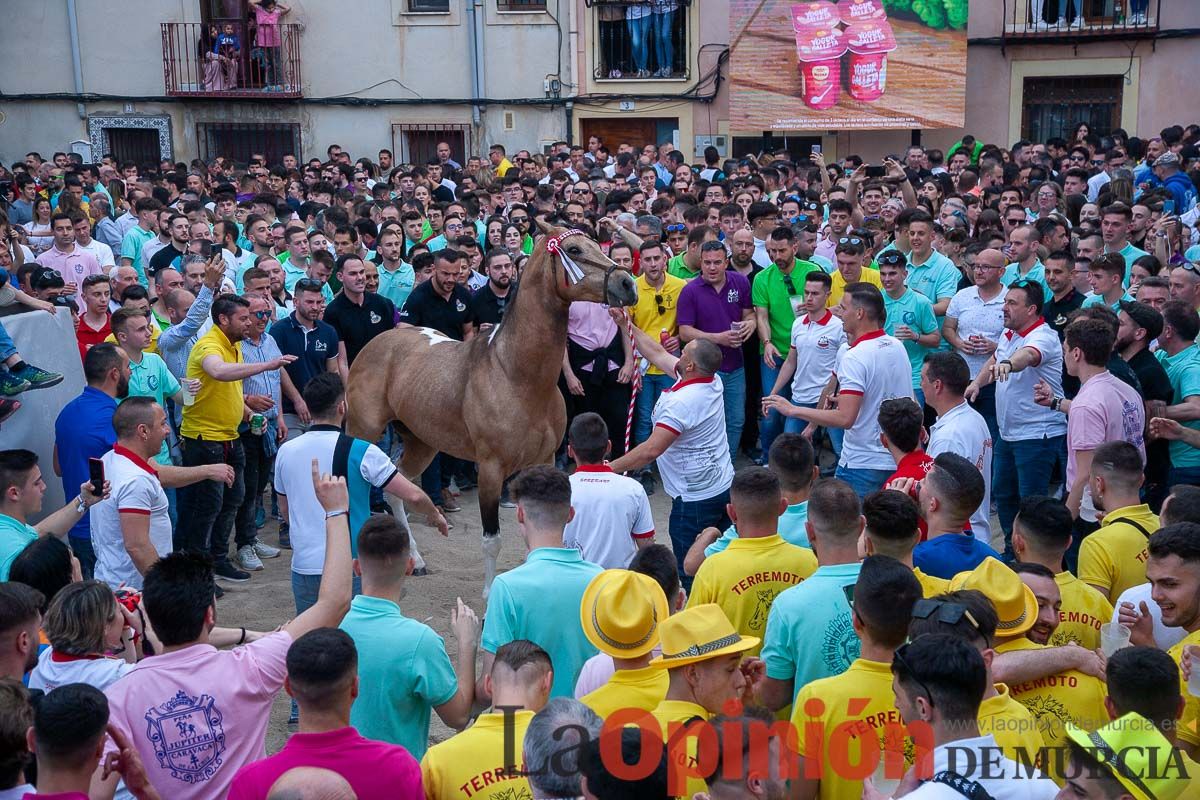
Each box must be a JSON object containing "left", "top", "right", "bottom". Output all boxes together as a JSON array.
[{"left": 2, "top": 120, "right": 1200, "bottom": 799}]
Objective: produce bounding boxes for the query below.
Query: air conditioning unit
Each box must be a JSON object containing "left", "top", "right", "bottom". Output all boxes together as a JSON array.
[{"left": 694, "top": 135, "right": 728, "bottom": 158}]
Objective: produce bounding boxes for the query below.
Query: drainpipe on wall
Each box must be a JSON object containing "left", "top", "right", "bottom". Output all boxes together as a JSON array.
[
  {"left": 466, "top": 0, "right": 486, "bottom": 128},
  {"left": 66, "top": 0, "right": 86, "bottom": 120},
  {"left": 565, "top": 100, "right": 574, "bottom": 145}
]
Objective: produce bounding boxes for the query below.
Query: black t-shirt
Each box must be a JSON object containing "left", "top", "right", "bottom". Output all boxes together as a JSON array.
[
  {"left": 1044, "top": 288, "right": 1086, "bottom": 337},
  {"left": 469, "top": 282, "right": 517, "bottom": 327},
  {"left": 1128, "top": 346, "right": 1173, "bottom": 485},
  {"left": 148, "top": 243, "right": 186, "bottom": 276},
  {"left": 323, "top": 291, "right": 396, "bottom": 365},
  {"left": 399, "top": 280, "right": 476, "bottom": 340}
]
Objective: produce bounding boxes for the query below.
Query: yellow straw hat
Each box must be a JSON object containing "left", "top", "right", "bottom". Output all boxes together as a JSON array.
[
  {"left": 648, "top": 604, "right": 759, "bottom": 669},
  {"left": 1065, "top": 713, "right": 1190, "bottom": 800},
  {"left": 948, "top": 557, "right": 1038, "bottom": 638},
  {"left": 580, "top": 569, "right": 670, "bottom": 659}
]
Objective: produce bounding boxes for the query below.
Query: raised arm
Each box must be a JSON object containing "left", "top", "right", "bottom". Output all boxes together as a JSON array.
[{"left": 283, "top": 461, "right": 353, "bottom": 638}]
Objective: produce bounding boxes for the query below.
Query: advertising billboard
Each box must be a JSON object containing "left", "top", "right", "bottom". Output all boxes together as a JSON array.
[{"left": 730, "top": 0, "right": 969, "bottom": 131}]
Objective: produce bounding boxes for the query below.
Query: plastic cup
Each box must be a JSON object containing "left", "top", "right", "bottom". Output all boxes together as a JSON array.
[
  {"left": 838, "top": 0, "right": 888, "bottom": 23},
  {"left": 1100, "top": 622, "right": 1131, "bottom": 657},
  {"left": 182, "top": 382, "right": 196, "bottom": 406},
  {"left": 795, "top": 26, "right": 846, "bottom": 111},
  {"left": 845, "top": 20, "right": 897, "bottom": 103}
]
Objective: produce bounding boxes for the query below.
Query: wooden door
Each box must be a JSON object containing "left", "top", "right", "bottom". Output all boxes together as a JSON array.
[{"left": 581, "top": 118, "right": 659, "bottom": 152}]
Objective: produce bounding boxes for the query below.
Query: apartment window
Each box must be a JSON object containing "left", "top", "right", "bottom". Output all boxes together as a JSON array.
[
  {"left": 1021, "top": 76, "right": 1123, "bottom": 142},
  {"left": 196, "top": 122, "right": 302, "bottom": 165},
  {"left": 593, "top": 0, "right": 691, "bottom": 80},
  {"left": 408, "top": 0, "right": 449, "bottom": 11},
  {"left": 391, "top": 123, "right": 470, "bottom": 167},
  {"left": 498, "top": 0, "right": 547, "bottom": 9},
  {"left": 106, "top": 129, "right": 164, "bottom": 167}
]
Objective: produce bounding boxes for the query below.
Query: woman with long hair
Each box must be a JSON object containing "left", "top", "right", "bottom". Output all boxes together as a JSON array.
[
  {"left": 29, "top": 580, "right": 143, "bottom": 693},
  {"left": 484, "top": 216, "right": 506, "bottom": 252},
  {"left": 501, "top": 222, "right": 524, "bottom": 255},
  {"left": 23, "top": 197, "right": 54, "bottom": 256},
  {"left": 1072, "top": 122, "right": 1091, "bottom": 144},
  {"left": 918, "top": 178, "right": 945, "bottom": 215},
  {"left": 1028, "top": 181, "right": 1064, "bottom": 220}
]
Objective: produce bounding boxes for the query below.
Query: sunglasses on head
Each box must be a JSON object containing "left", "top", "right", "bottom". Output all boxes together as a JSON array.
[
  {"left": 838, "top": 236, "right": 865, "bottom": 246},
  {"left": 665, "top": 223, "right": 686, "bottom": 233},
  {"left": 877, "top": 252, "right": 906, "bottom": 267},
  {"left": 295, "top": 278, "right": 324, "bottom": 292}
]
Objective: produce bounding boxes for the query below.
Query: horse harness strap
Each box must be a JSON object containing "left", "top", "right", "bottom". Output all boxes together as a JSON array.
[{"left": 546, "top": 228, "right": 623, "bottom": 299}]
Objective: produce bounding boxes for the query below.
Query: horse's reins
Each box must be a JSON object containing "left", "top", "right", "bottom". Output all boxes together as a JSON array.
[{"left": 545, "top": 228, "right": 644, "bottom": 460}]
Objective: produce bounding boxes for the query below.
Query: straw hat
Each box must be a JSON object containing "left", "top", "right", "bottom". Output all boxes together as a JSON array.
[
  {"left": 648, "top": 604, "right": 759, "bottom": 669},
  {"left": 948, "top": 557, "right": 1038, "bottom": 638},
  {"left": 1066, "top": 713, "right": 1190, "bottom": 800},
  {"left": 580, "top": 570, "right": 670, "bottom": 659}
]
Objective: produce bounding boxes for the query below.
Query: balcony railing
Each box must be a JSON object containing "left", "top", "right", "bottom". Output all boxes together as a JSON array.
[
  {"left": 161, "top": 21, "right": 302, "bottom": 98},
  {"left": 1003, "top": 0, "right": 1160, "bottom": 39},
  {"left": 591, "top": 0, "right": 691, "bottom": 80}
]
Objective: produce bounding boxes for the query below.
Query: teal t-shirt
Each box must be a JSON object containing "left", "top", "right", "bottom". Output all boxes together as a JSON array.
[
  {"left": 126, "top": 352, "right": 181, "bottom": 465},
  {"left": 0, "top": 513, "right": 38, "bottom": 580},
  {"left": 375, "top": 262, "right": 416, "bottom": 310},
  {"left": 760, "top": 561, "right": 863, "bottom": 703},
  {"left": 120, "top": 226, "right": 155, "bottom": 285},
  {"left": 704, "top": 501, "right": 810, "bottom": 557},
  {"left": 338, "top": 594, "right": 458, "bottom": 759},
  {"left": 1110, "top": 242, "right": 1150, "bottom": 288},
  {"left": 883, "top": 289, "right": 938, "bottom": 389},
  {"left": 1157, "top": 345, "right": 1200, "bottom": 468},
  {"left": 481, "top": 547, "right": 603, "bottom": 698},
  {"left": 905, "top": 251, "right": 958, "bottom": 349},
  {"left": 1081, "top": 291, "right": 1134, "bottom": 313},
  {"left": 1001, "top": 260, "right": 1050, "bottom": 303}
]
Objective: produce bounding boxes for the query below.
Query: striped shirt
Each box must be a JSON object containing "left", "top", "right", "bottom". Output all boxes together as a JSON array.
[{"left": 241, "top": 332, "right": 282, "bottom": 420}]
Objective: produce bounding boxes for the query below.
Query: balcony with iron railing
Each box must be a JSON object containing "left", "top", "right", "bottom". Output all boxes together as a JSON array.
[
  {"left": 589, "top": 0, "right": 692, "bottom": 81},
  {"left": 1003, "top": 0, "right": 1160, "bottom": 39},
  {"left": 161, "top": 21, "right": 302, "bottom": 98}
]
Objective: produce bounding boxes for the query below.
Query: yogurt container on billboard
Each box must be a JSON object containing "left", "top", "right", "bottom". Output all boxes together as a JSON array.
[
  {"left": 795, "top": 25, "right": 846, "bottom": 110},
  {"left": 837, "top": 0, "right": 887, "bottom": 24},
  {"left": 845, "top": 20, "right": 897, "bottom": 103},
  {"left": 791, "top": 1, "right": 840, "bottom": 30}
]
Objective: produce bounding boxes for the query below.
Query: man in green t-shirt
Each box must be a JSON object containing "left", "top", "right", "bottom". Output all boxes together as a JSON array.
[
  {"left": 753, "top": 226, "right": 821, "bottom": 457},
  {"left": 667, "top": 225, "right": 717, "bottom": 280},
  {"left": 0, "top": 448, "right": 109, "bottom": 579}
]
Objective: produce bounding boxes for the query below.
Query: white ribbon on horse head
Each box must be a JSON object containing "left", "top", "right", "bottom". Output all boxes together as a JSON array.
[{"left": 546, "top": 229, "right": 588, "bottom": 285}]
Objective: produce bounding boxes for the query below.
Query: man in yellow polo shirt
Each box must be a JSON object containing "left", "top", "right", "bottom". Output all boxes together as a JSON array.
[
  {"left": 1078, "top": 440, "right": 1160, "bottom": 604},
  {"left": 908, "top": 590, "right": 1047, "bottom": 766},
  {"left": 1013, "top": 495, "right": 1113, "bottom": 651},
  {"left": 420, "top": 639, "right": 552, "bottom": 800},
  {"left": 649, "top": 603, "right": 759, "bottom": 800},
  {"left": 631, "top": 238, "right": 686, "bottom": 491},
  {"left": 790, "top": 556, "right": 922, "bottom": 800},
  {"left": 1144, "top": 523, "right": 1200, "bottom": 759},
  {"left": 178, "top": 292, "right": 295, "bottom": 583},
  {"left": 950, "top": 557, "right": 1109, "bottom": 775},
  {"left": 578, "top": 569, "right": 669, "bottom": 718},
  {"left": 688, "top": 466, "right": 816, "bottom": 655},
  {"left": 861, "top": 488, "right": 949, "bottom": 598},
  {"left": 827, "top": 237, "right": 882, "bottom": 308}
]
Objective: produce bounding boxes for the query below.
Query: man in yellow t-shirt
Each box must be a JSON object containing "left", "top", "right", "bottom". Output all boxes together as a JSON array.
[
  {"left": 826, "top": 238, "right": 882, "bottom": 308},
  {"left": 1077, "top": 441, "right": 1160, "bottom": 604},
  {"left": 1144, "top": 523, "right": 1200, "bottom": 758},
  {"left": 421, "top": 639, "right": 552, "bottom": 800},
  {"left": 630, "top": 240, "right": 687, "bottom": 453},
  {"left": 789, "top": 556, "right": 922, "bottom": 800},
  {"left": 688, "top": 467, "right": 816, "bottom": 655},
  {"left": 648, "top": 604, "right": 759, "bottom": 800},
  {"left": 861, "top": 488, "right": 949, "bottom": 598},
  {"left": 1013, "top": 496, "right": 1112, "bottom": 651},
  {"left": 1103, "top": 645, "right": 1200, "bottom": 780},
  {"left": 908, "top": 590, "right": 1047, "bottom": 766},
  {"left": 177, "top": 293, "right": 294, "bottom": 577},
  {"left": 951, "top": 558, "right": 1109, "bottom": 770},
  {"left": 578, "top": 569, "right": 669, "bottom": 719}
]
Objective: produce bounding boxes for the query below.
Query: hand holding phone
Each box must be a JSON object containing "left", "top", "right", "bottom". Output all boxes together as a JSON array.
[{"left": 88, "top": 457, "right": 105, "bottom": 497}]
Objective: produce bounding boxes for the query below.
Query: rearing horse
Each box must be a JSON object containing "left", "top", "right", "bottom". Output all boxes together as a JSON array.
[{"left": 345, "top": 222, "right": 637, "bottom": 596}]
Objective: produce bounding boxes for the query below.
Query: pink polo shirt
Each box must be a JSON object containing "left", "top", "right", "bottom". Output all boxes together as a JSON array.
[
  {"left": 103, "top": 631, "right": 292, "bottom": 800},
  {"left": 37, "top": 243, "right": 102, "bottom": 308},
  {"left": 227, "top": 727, "right": 422, "bottom": 800}
]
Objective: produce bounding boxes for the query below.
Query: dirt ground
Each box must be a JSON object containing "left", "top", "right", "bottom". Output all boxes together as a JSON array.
[{"left": 217, "top": 480, "right": 680, "bottom": 754}]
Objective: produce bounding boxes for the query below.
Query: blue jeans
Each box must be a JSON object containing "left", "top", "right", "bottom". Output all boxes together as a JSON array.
[
  {"left": 291, "top": 571, "right": 360, "bottom": 718},
  {"left": 69, "top": 535, "right": 96, "bottom": 581},
  {"left": 834, "top": 465, "right": 893, "bottom": 499},
  {"left": 1168, "top": 466, "right": 1200, "bottom": 489},
  {"left": 759, "top": 358, "right": 784, "bottom": 459},
  {"left": 628, "top": 14, "right": 652, "bottom": 72},
  {"left": 652, "top": 9, "right": 675, "bottom": 74},
  {"left": 635, "top": 372, "right": 675, "bottom": 446},
  {"left": 717, "top": 368, "right": 746, "bottom": 459},
  {"left": 970, "top": 383, "right": 1000, "bottom": 450},
  {"left": 669, "top": 490, "right": 731, "bottom": 591},
  {"left": 0, "top": 320, "right": 15, "bottom": 361},
  {"left": 914, "top": 388, "right": 926, "bottom": 408},
  {"left": 994, "top": 434, "right": 1067, "bottom": 550},
  {"left": 421, "top": 453, "right": 444, "bottom": 507}
]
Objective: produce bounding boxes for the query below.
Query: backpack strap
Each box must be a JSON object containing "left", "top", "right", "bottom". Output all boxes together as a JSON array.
[
  {"left": 929, "top": 770, "right": 996, "bottom": 800},
  {"left": 1107, "top": 516, "right": 1153, "bottom": 538}
]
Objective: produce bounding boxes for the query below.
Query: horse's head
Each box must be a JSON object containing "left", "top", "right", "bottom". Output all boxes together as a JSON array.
[{"left": 536, "top": 220, "right": 637, "bottom": 307}]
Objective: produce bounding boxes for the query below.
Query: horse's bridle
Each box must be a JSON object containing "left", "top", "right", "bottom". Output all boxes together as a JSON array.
[{"left": 545, "top": 228, "right": 626, "bottom": 300}]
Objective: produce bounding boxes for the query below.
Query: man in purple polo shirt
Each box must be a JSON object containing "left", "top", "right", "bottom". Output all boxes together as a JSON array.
[{"left": 676, "top": 240, "right": 755, "bottom": 454}]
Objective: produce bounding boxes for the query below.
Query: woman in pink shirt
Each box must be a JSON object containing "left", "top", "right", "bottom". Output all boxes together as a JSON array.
[{"left": 249, "top": 0, "right": 289, "bottom": 91}]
